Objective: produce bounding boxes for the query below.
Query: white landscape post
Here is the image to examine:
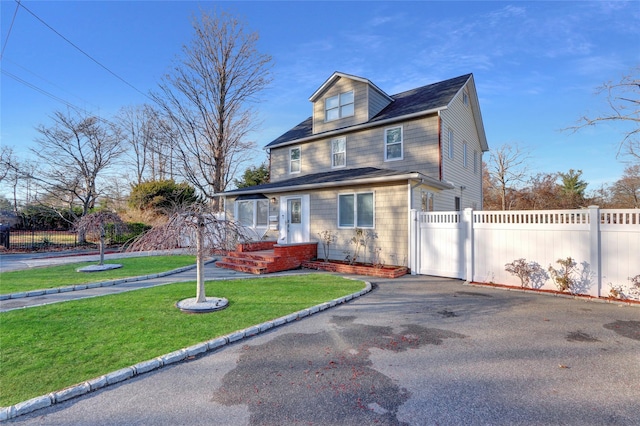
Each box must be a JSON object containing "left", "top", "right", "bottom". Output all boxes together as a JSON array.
[{"left": 195, "top": 214, "right": 206, "bottom": 303}]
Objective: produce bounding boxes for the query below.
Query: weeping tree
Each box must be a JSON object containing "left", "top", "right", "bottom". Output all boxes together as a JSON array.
[
  {"left": 127, "top": 204, "right": 245, "bottom": 304},
  {"left": 74, "top": 212, "right": 128, "bottom": 266}
]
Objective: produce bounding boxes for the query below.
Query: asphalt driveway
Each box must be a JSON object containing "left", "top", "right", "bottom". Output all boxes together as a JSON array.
[{"left": 7, "top": 274, "right": 640, "bottom": 425}]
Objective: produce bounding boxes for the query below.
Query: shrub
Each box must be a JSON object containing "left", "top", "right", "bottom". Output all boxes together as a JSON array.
[
  {"left": 505, "top": 258, "right": 546, "bottom": 288},
  {"left": 548, "top": 257, "right": 578, "bottom": 293}
]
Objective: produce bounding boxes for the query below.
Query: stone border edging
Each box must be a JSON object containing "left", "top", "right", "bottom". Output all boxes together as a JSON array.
[
  {"left": 0, "top": 279, "right": 372, "bottom": 422},
  {"left": 0, "top": 260, "right": 217, "bottom": 301}
]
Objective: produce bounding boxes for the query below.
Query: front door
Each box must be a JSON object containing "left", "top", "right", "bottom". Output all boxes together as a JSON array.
[
  {"left": 280, "top": 195, "right": 309, "bottom": 244},
  {"left": 287, "top": 197, "right": 303, "bottom": 243}
]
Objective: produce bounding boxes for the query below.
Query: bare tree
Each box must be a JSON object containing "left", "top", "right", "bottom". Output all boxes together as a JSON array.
[
  {"left": 31, "top": 111, "right": 124, "bottom": 229},
  {"left": 75, "top": 211, "right": 128, "bottom": 266},
  {"left": 153, "top": 10, "right": 273, "bottom": 209},
  {"left": 609, "top": 164, "right": 640, "bottom": 208},
  {"left": 0, "top": 145, "right": 13, "bottom": 184},
  {"left": 485, "top": 144, "right": 530, "bottom": 210},
  {"left": 566, "top": 67, "right": 639, "bottom": 161},
  {"left": 117, "top": 104, "right": 177, "bottom": 184}
]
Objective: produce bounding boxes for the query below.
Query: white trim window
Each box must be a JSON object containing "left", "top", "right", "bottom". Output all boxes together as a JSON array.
[
  {"left": 289, "top": 146, "right": 301, "bottom": 174},
  {"left": 384, "top": 126, "right": 403, "bottom": 161},
  {"left": 463, "top": 141, "right": 468, "bottom": 168},
  {"left": 325, "top": 91, "right": 354, "bottom": 121},
  {"left": 447, "top": 128, "right": 454, "bottom": 159},
  {"left": 338, "top": 192, "right": 374, "bottom": 229},
  {"left": 462, "top": 89, "right": 469, "bottom": 107},
  {"left": 473, "top": 149, "right": 478, "bottom": 174},
  {"left": 236, "top": 199, "right": 269, "bottom": 228},
  {"left": 421, "top": 191, "right": 434, "bottom": 212},
  {"left": 331, "top": 137, "right": 346, "bottom": 168}
]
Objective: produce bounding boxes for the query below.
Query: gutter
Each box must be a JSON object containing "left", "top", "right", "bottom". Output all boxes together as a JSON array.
[
  {"left": 214, "top": 172, "right": 454, "bottom": 197},
  {"left": 265, "top": 106, "right": 448, "bottom": 151}
]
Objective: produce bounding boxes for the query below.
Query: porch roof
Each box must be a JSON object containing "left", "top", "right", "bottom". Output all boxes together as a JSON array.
[{"left": 217, "top": 167, "right": 454, "bottom": 197}]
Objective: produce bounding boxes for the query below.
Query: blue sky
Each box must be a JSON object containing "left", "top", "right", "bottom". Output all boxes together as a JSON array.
[{"left": 1, "top": 1, "right": 639, "bottom": 195}]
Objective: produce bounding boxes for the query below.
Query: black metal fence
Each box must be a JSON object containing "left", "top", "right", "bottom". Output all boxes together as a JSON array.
[{"left": 1, "top": 228, "right": 141, "bottom": 251}]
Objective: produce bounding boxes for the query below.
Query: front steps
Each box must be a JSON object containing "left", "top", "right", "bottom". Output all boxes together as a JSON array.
[{"left": 215, "top": 241, "right": 318, "bottom": 275}]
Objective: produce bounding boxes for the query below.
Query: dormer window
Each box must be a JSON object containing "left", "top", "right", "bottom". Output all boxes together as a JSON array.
[{"left": 325, "top": 91, "right": 354, "bottom": 121}]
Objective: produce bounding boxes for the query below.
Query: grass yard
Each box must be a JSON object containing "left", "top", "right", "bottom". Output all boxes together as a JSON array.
[
  {"left": 0, "top": 274, "right": 365, "bottom": 406},
  {"left": 0, "top": 255, "right": 196, "bottom": 294}
]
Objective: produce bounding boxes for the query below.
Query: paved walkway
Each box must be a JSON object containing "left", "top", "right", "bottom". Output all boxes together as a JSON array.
[
  {"left": 0, "top": 257, "right": 247, "bottom": 312},
  {"left": 2, "top": 253, "right": 639, "bottom": 425}
]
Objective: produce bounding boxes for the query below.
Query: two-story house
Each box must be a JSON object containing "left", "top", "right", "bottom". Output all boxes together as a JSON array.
[{"left": 218, "top": 72, "right": 488, "bottom": 267}]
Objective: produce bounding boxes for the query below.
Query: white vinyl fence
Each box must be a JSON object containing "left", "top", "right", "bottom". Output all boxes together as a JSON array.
[{"left": 409, "top": 207, "right": 640, "bottom": 299}]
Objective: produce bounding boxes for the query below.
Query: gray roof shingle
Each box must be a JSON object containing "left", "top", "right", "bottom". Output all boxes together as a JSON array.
[
  {"left": 265, "top": 73, "right": 471, "bottom": 148},
  {"left": 223, "top": 167, "right": 433, "bottom": 195}
]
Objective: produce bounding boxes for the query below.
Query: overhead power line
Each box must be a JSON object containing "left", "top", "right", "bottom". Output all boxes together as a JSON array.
[
  {"left": 15, "top": 0, "right": 154, "bottom": 102},
  {"left": 2, "top": 69, "right": 120, "bottom": 128},
  {"left": 1, "top": 0, "right": 21, "bottom": 60}
]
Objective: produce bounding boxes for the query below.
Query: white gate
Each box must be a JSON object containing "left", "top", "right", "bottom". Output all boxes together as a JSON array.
[{"left": 413, "top": 211, "right": 465, "bottom": 279}]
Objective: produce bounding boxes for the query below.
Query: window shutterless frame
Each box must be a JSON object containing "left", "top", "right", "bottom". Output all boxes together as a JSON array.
[
  {"left": 325, "top": 90, "right": 354, "bottom": 122},
  {"left": 337, "top": 191, "right": 374, "bottom": 229},
  {"left": 384, "top": 126, "right": 403, "bottom": 161},
  {"left": 331, "top": 137, "right": 346, "bottom": 168},
  {"left": 463, "top": 141, "right": 468, "bottom": 168},
  {"left": 289, "top": 146, "right": 301, "bottom": 174}
]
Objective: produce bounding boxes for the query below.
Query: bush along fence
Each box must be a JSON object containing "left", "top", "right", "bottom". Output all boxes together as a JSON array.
[{"left": 410, "top": 206, "right": 640, "bottom": 301}]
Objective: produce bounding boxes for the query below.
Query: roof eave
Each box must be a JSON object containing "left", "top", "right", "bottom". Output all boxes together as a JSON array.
[
  {"left": 215, "top": 172, "right": 453, "bottom": 197},
  {"left": 266, "top": 106, "right": 446, "bottom": 151},
  {"left": 309, "top": 72, "right": 393, "bottom": 103}
]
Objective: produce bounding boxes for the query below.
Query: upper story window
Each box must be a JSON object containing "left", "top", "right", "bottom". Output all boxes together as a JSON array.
[
  {"left": 447, "top": 128, "right": 454, "bottom": 159},
  {"left": 332, "top": 137, "right": 346, "bottom": 168},
  {"left": 473, "top": 150, "right": 478, "bottom": 174},
  {"left": 325, "top": 91, "right": 354, "bottom": 122},
  {"left": 237, "top": 199, "right": 268, "bottom": 228},
  {"left": 290, "top": 147, "right": 301, "bottom": 174},
  {"left": 462, "top": 89, "right": 469, "bottom": 107},
  {"left": 384, "top": 126, "right": 403, "bottom": 161},
  {"left": 463, "top": 141, "right": 468, "bottom": 168}
]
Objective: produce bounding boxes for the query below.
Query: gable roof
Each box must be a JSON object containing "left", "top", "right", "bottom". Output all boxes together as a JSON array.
[
  {"left": 266, "top": 73, "right": 473, "bottom": 149},
  {"left": 220, "top": 167, "right": 453, "bottom": 197},
  {"left": 309, "top": 71, "right": 393, "bottom": 103}
]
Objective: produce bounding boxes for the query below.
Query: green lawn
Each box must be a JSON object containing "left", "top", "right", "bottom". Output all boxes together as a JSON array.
[
  {"left": 0, "top": 274, "right": 365, "bottom": 406},
  {"left": 0, "top": 255, "right": 196, "bottom": 294}
]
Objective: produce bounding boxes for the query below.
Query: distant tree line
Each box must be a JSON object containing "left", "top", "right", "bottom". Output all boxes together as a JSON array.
[{"left": 483, "top": 144, "right": 640, "bottom": 210}]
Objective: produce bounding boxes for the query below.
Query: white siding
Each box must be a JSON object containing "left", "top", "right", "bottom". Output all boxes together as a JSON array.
[
  {"left": 439, "top": 82, "right": 484, "bottom": 211},
  {"left": 270, "top": 115, "right": 440, "bottom": 182}
]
